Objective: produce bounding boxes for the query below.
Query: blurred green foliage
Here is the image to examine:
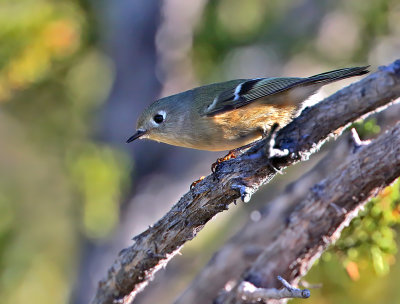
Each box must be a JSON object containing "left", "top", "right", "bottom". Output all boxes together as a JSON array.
[
  {"left": 292, "top": 119, "right": 399, "bottom": 304},
  {"left": 0, "top": 1, "right": 130, "bottom": 303},
  {"left": 193, "top": 0, "right": 399, "bottom": 81},
  {"left": 354, "top": 118, "right": 382, "bottom": 138},
  {"left": 293, "top": 180, "right": 400, "bottom": 304},
  {"left": 0, "top": 0, "right": 399, "bottom": 303}
]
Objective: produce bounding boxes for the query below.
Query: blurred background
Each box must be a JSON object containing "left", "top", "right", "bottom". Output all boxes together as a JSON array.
[{"left": 0, "top": 0, "right": 399, "bottom": 303}]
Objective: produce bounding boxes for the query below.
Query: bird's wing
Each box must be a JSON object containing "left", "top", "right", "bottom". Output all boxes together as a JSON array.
[
  {"left": 204, "top": 66, "right": 369, "bottom": 116},
  {"left": 203, "top": 77, "right": 303, "bottom": 116}
]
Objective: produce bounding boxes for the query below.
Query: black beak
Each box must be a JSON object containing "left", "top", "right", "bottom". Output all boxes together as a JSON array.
[{"left": 126, "top": 130, "right": 146, "bottom": 143}]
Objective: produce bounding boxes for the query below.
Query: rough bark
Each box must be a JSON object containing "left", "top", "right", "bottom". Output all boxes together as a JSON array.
[
  {"left": 175, "top": 131, "right": 356, "bottom": 304},
  {"left": 215, "top": 120, "right": 400, "bottom": 304},
  {"left": 176, "top": 102, "right": 400, "bottom": 304},
  {"left": 91, "top": 60, "right": 400, "bottom": 304}
]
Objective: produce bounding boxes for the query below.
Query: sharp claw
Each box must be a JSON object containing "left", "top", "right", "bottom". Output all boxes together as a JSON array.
[
  {"left": 211, "top": 150, "right": 238, "bottom": 172},
  {"left": 190, "top": 176, "right": 206, "bottom": 190}
]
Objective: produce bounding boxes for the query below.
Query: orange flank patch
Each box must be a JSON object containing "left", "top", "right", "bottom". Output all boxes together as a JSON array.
[
  {"left": 212, "top": 103, "right": 296, "bottom": 136},
  {"left": 346, "top": 261, "right": 360, "bottom": 281}
]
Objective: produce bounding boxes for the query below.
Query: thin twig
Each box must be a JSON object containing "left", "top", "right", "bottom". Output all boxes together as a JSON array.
[{"left": 237, "top": 277, "right": 310, "bottom": 302}]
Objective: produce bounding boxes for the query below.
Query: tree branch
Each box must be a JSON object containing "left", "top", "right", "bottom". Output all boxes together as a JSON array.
[
  {"left": 175, "top": 129, "right": 361, "bottom": 303},
  {"left": 237, "top": 277, "right": 310, "bottom": 302},
  {"left": 175, "top": 103, "right": 400, "bottom": 304},
  {"left": 91, "top": 60, "right": 400, "bottom": 304},
  {"left": 215, "top": 120, "right": 400, "bottom": 303}
]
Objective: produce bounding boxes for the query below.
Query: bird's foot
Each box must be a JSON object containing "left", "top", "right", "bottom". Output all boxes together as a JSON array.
[
  {"left": 211, "top": 142, "right": 257, "bottom": 172},
  {"left": 190, "top": 176, "right": 206, "bottom": 190},
  {"left": 211, "top": 150, "right": 238, "bottom": 173}
]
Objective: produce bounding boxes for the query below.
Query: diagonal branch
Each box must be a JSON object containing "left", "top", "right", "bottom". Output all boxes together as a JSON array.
[
  {"left": 175, "top": 103, "right": 400, "bottom": 304},
  {"left": 91, "top": 60, "right": 400, "bottom": 304},
  {"left": 215, "top": 120, "right": 400, "bottom": 304},
  {"left": 175, "top": 129, "right": 362, "bottom": 303}
]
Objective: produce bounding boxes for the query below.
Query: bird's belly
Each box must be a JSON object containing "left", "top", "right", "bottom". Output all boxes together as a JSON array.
[
  {"left": 196, "top": 129, "right": 262, "bottom": 151},
  {"left": 156, "top": 122, "right": 262, "bottom": 151},
  {"left": 158, "top": 131, "right": 260, "bottom": 151},
  {"left": 203, "top": 103, "right": 297, "bottom": 151},
  {"left": 153, "top": 104, "right": 296, "bottom": 151}
]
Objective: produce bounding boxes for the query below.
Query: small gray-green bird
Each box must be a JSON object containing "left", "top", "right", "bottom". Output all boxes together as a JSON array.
[{"left": 127, "top": 66, "right": 369, "bottom": 151}]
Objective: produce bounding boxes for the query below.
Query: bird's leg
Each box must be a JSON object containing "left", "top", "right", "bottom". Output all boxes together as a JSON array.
[
  {"left": 263, "top": 123, "right": 289, "bottom": 173},
  {"left": 211, "top": 124, "right": 289, "bottom": 173},
  {"left": 263, "top": 123, "right": 288, "bottom": 157}
]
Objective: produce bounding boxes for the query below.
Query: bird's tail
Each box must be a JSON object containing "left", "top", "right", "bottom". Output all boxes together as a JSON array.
[
  {"left": 306, "top": 66, "right": 370, "bottom": 84},
  {"left": 273, "top": 65, "right": 370, "bottom": 108}
]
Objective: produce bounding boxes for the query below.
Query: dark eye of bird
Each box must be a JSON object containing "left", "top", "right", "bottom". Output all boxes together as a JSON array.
[{"left": 153, "top": 114, "right": 164, "bottom": 124}]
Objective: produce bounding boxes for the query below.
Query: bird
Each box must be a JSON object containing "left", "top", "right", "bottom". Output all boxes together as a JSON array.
[{"left": 127, "top": 66, "right": 369, "bottom": 151}]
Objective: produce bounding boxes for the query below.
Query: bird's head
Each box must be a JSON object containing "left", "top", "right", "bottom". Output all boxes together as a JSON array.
[{"left": 127, "top": 96, "right": 182, "bottom": 144}]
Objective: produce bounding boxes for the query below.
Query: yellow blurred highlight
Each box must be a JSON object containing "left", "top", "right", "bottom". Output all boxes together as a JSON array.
[
  {"left": 0, "top": 18, "right": 81, "bottom": 102},
  {"left": 7, "top": 42, "right": 50, "bottom": 88},
  {"left": 43, "top": 20, "right": 80, "bottom": 57},
  {"left": 371, "top": 246, "right": 389, "bottom": 276}
]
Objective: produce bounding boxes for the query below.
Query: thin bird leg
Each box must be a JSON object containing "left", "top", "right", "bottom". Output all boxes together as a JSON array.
[
  {"left": 263, "top": 123, "right": 289, "bottom": 173},
  {"left": 211, "top": 127, "right": 280, "bottom": 173},
  {"left": 211, "top": 122, "right": 291, "bottom": 173}
]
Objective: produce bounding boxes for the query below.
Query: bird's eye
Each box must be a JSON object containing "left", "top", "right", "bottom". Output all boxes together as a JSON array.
[{"left": 153, "top": 114, "right": 164, "bottom": 124}]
